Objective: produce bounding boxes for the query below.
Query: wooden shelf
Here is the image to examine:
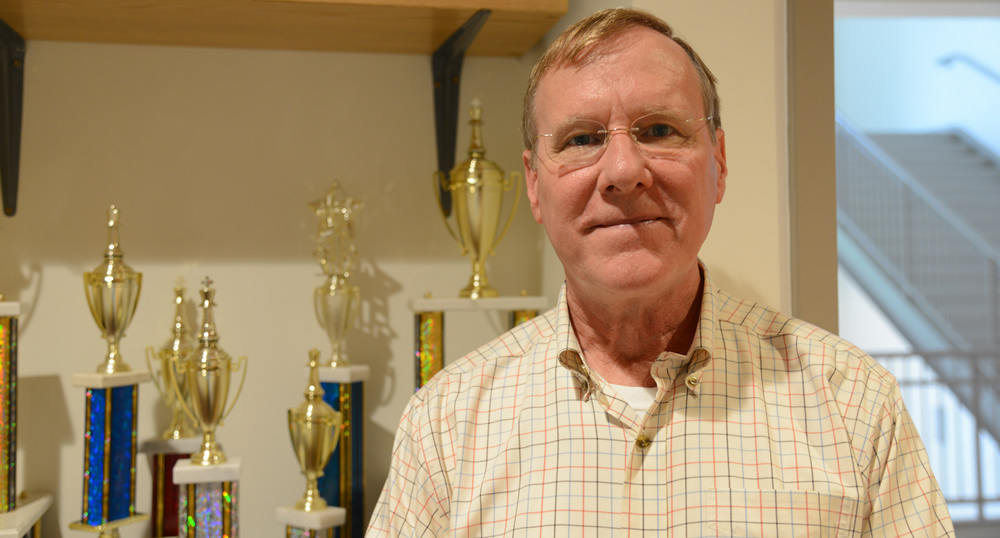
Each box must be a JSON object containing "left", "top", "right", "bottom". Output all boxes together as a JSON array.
[{"left": 0, "top": 0, "right": 567, "bottom": 56}]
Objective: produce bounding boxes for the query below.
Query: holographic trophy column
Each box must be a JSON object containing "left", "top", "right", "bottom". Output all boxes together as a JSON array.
[
  {"left": 0, "top": 296, "right": 54, "bottom": 536},
  {"left": 171, "top": 278, "right": 247, "bottom": 538},
  {"left": 141, "top": 283, "right": 200, "bottom": 537},
  {"left": 70, "top": 206, "right": 150, "bottom": 537},
  {"left": 309, "top": 184, "right": 368, "bottom": 538},
  {"left": 277, "top": 349, "right": 345, "bottom": 537},
  {"left": 410, "top": 294, "right": 547, "bottom": 390}
]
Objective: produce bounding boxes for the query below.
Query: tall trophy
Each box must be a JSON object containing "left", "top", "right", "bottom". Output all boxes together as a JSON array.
[
  {"left": 171, "top": 277, "right": 247, "bottom": 466},
  {"left": 289, "top": 349, "right": 343, "bottom": 511},
  {"left": 146, "top": 283, "right": 196, "bottom": 440},
  {"left": 310, "top": 183, "right": 362, "bottom": 367},
  {"left": 84, "top": 205, "right": 142, "bottom": 373},
  {"left": 435, "top": 98, "right": 521, "bottom": 298}
]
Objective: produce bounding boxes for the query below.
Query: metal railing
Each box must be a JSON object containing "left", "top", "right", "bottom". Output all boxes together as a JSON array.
[{"left": 871, "top": 351, "right": 1000, "bottom": 522}]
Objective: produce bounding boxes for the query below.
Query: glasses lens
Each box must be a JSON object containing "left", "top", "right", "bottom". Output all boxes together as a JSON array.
[
  {"left": 631, "top": 113, "right": 705, "bottom": 158},
  {"left": 541, "top": 119, "right": 606, "bottom": 165}
]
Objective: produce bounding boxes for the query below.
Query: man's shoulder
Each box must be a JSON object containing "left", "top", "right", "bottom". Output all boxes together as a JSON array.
[{"left": 713, "top": 287, "right": 897, "bottom": 390}]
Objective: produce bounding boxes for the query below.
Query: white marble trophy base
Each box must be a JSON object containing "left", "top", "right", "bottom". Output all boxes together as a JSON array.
[
  {"left": 317, "top": 364, "right": 370, "bottom": 384},
  {"left": 173, "top": 458, "right": 242, "bottom": 484},
  {"left": 275, "top": 506, "right": 346, "bottom": 531},
  {"left": 0, "top": 302, "right": 19, "bottom": 317},
  {"left": 72, "top": 371, "right": 151, "bottom": 388},
  {"left": 0, "top": 492, "right": 52, "bottom": 537}
]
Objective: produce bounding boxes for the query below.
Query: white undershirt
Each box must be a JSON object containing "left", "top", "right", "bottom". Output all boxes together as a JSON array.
[{"left": 608, "top": 383, "right": 658, "bottom": 413}]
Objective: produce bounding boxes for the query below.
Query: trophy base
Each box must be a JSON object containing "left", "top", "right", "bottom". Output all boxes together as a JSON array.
[
  {"left": 68, "top": 513, "right": 149, "bottom": 534},
  {"left": 189, "top": 439, "right": 227, "bottom": 466}
]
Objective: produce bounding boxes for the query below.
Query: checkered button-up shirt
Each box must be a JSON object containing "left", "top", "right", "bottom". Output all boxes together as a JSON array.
[{"left": 369, "top": 268, "right": 954, "bottom": 537}]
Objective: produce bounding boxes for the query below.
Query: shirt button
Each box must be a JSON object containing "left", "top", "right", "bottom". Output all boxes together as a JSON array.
[
  {"left": 685, "top": 375, "right": 699, "bottom": 389},
  {"left": 636, "top": 434, "right": 651, "bottom": 449}
]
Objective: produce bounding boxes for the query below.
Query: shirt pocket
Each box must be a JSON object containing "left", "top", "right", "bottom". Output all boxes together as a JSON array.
[{"left": 706, "top": 489, "right": 860, "bottom": 538}]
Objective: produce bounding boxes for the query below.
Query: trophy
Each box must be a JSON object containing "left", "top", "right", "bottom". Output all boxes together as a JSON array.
[
  {"left": 310, "top": 183, "right": 362, "bottom": 367},
  {"left": 84, "top": 205, "right": 142, "bottom": 373},
  {"left": 145, "top": 282, "right": 197, "bottom": 440},
  {"left": 288, "top": 349, "right": 343, "bottom": 511},
  {"left": 171, "top": 277, "right": 247, "bottom": 466},
  {"left": 435, "top": 98, "right": 521, "bottom": 298}
]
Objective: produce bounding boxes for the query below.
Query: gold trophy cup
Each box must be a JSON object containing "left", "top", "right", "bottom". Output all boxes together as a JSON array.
[
  {"left": 310, "top": 183, "right": 362, "bottom": 367},
  {"left": 84, "top": 205, "right": 143, "bottom": 374},
  {"left": 171, "top": 277, "right": 247, "bottom": 465},
  {"left": 435, "top": 99, "right": 521, "bottom": 299},
  {"left": 287, "top": 349, "right": 343, "bottom": 511},
  {"left": 146, "top": 283, "right": 197, "bottom": 439}
]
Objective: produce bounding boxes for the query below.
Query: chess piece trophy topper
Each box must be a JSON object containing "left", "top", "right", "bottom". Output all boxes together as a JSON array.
[
  {"left": 310, "top": 183, "right": 362, "bottom": 368},
  {"left": 84, "top": 205, "right": 143, "bottom": 374}
]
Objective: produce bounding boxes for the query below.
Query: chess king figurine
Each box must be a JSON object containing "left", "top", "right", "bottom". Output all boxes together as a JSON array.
[{"left": 310, "top": 183, "right": 363, "bottom": 367}]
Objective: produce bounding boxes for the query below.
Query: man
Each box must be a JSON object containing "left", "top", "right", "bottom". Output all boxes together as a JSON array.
[{"left": 370, "top": 8, "right": 953, "bottom": 536}]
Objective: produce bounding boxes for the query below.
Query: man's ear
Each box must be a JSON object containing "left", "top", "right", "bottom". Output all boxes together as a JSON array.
[
  {"left": 714, "top": 129, "right": 728, "bottom": 204},
  {"left": 524, "top": 150, "right": 543, "bottom": 223}
]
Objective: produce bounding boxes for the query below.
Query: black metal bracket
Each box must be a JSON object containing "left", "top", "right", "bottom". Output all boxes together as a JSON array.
[
  {"left": 432, "top": 9, "right": 490, "bottom": 216},
  {"left": 0, "top": 19, "right": 24, "bottom": 217}
]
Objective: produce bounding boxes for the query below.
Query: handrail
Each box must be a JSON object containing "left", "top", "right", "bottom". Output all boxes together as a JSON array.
[
  {"left": 836, "top": 114, "right": 1000, "bottom": 266},
  {"left": 939, "top": 53, "right": 1000, "bottom": 86}
]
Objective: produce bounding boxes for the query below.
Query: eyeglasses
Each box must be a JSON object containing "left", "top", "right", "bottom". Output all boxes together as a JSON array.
[{"left": 535, "top": 112, "right": 713, "bottom": 167}]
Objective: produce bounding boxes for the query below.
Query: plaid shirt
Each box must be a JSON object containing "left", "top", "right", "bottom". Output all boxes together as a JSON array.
[{"left": 369, "top": 268, "right": 953, "bottom": 537}]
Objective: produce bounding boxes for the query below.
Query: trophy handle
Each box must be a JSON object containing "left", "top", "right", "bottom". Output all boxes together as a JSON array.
[
  {"left": 433, "top": 171, "right": 463, "bottom": 250},
  {"left": 490, "top": 171, "right": 523, "bottom": 256},
  {"left": 169, "top": 356, "right": 198, "bottom": 425},
  {"left": 145, "top": 347, "right": 166, "bottom": 400},
  {"left": 222, "top": 356, "right": 249, "bottom": 423},
  {"left": 330, "top": 413, "right": 344, "bottom": 455}
]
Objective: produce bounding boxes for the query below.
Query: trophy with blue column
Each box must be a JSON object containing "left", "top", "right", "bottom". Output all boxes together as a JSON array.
[
  {"left": 70, "top": 205, "right": 150, "bottom": 537},
  {"left": 309, "top": 184, "right": 369, "bottom": 538}
]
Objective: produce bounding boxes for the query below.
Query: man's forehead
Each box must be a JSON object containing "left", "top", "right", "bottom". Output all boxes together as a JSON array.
[{"left": 535, "top": 29, "right": 704, "bottom": 122}]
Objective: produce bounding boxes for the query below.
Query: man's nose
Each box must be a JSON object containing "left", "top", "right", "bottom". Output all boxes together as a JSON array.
[{"left": 596, "top": 130, "right": 648, "bottom": 194}]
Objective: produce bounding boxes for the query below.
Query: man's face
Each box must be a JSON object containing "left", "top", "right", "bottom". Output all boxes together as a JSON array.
[{"left": 524, "top": 27, "right": 727, "bottom": 301}]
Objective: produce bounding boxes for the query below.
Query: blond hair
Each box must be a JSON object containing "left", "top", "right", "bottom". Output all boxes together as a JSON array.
[{"left": 521, "top": 8, "right": 721, "bottom": 155}]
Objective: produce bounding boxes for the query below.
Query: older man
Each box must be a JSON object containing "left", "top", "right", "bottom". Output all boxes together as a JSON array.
[{"left": 369, "top": 8, "right": 953, "bottom": 537}]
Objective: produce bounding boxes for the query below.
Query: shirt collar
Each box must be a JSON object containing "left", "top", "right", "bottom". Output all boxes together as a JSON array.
[{"left": 554, "top": 261, "right": 719, "bottom": 396}]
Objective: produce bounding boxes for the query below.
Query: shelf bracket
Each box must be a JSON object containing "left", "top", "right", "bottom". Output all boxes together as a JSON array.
[
  {"left": 0, "top": 19, "right": 24, "bottom": 217},
  {"left": 432, "top": 9, "right": 491, "bottom": 216}
]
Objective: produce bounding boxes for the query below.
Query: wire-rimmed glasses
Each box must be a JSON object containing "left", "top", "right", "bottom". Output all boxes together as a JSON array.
[{"left": 535, "top": 112, "right": 713, "bottom": 167}]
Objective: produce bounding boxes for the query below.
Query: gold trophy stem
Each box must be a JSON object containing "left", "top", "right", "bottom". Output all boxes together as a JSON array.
[
  {"left": 295, "top": 474, "right": 328, "bottom": 511},
  {"left": 192, "top": 430, "right": 225, "bottom": 466},
  {"left": 100, "top": 340, "right": 130, "bottom": 374}
]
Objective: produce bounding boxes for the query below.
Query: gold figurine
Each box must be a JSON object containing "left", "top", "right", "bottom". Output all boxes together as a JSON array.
[
  {"left": 146, "top": 282, "right": 197, "bottom": 439},
  {"left": 435, "top": 98, "right": 521, "bottom": 298},
  {"left": 310, "top": 183, "right": 362, "bottom": 367},
  {"left": 171, "top": 277, "right": 247, "bottom": 465},
  {"left": 287, "top": 349, "right": 343, "bottom": 511},
  {"left": 84, "top": 205, "right": 143, "bottom": 373}
]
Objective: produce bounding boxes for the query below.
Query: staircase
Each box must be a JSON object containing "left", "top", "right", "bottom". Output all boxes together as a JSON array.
[{"left": 836, "top": 118, "right": 1000, "bottom": 450}]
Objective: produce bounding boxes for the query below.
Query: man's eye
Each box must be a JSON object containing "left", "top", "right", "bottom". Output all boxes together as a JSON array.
[
  {"left": 640, "top": 123, "right": 676, "bottom": 139},
  {"left": 560, "top": 132, "right": 602, "bottom": 149}
]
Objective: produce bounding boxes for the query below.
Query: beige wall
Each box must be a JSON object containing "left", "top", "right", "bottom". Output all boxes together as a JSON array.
[{"left": 0, "top": 0, "right": 837, "bottom": 534}]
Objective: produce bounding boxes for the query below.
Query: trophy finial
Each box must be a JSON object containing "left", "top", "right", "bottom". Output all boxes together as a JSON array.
[
  {"left": 304, "top": 348, "right": 325, "bottom": 401},
  {"left": 310, "top": 182, "right": 363, "bottom": 282},
  {"left": 198, "top": 276, "right": 219, "bottom": 343},
  {"left": 105, "top": 204, "right": 123, "bottom": 257},
  {"left": 467, "top": 98, "right": 485, "bottom": 157}
]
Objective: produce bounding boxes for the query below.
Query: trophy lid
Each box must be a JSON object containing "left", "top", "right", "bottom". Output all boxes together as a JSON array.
[
  {"left": 163, "top": 280, "right": 196, "bottom": 356},
  {"left": 290, "top": 349, "right": 338, "bottom": 424},
  {"left": 90, "top": 205, "right": 139, "bottom": 278},
  {"left": 197, "top": 276, "right": 219, "bottom": 344},
  {"left": 451, "top": 98, "right": 504, "bottom": 183}
]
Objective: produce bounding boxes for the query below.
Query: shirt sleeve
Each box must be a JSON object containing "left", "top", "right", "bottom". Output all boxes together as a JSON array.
[
  {"left": 861, "top": 383, "right": 955, "bottom": 537},
  {"left": 367, "top": 395, "right": 451, "bottom": 537}
]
